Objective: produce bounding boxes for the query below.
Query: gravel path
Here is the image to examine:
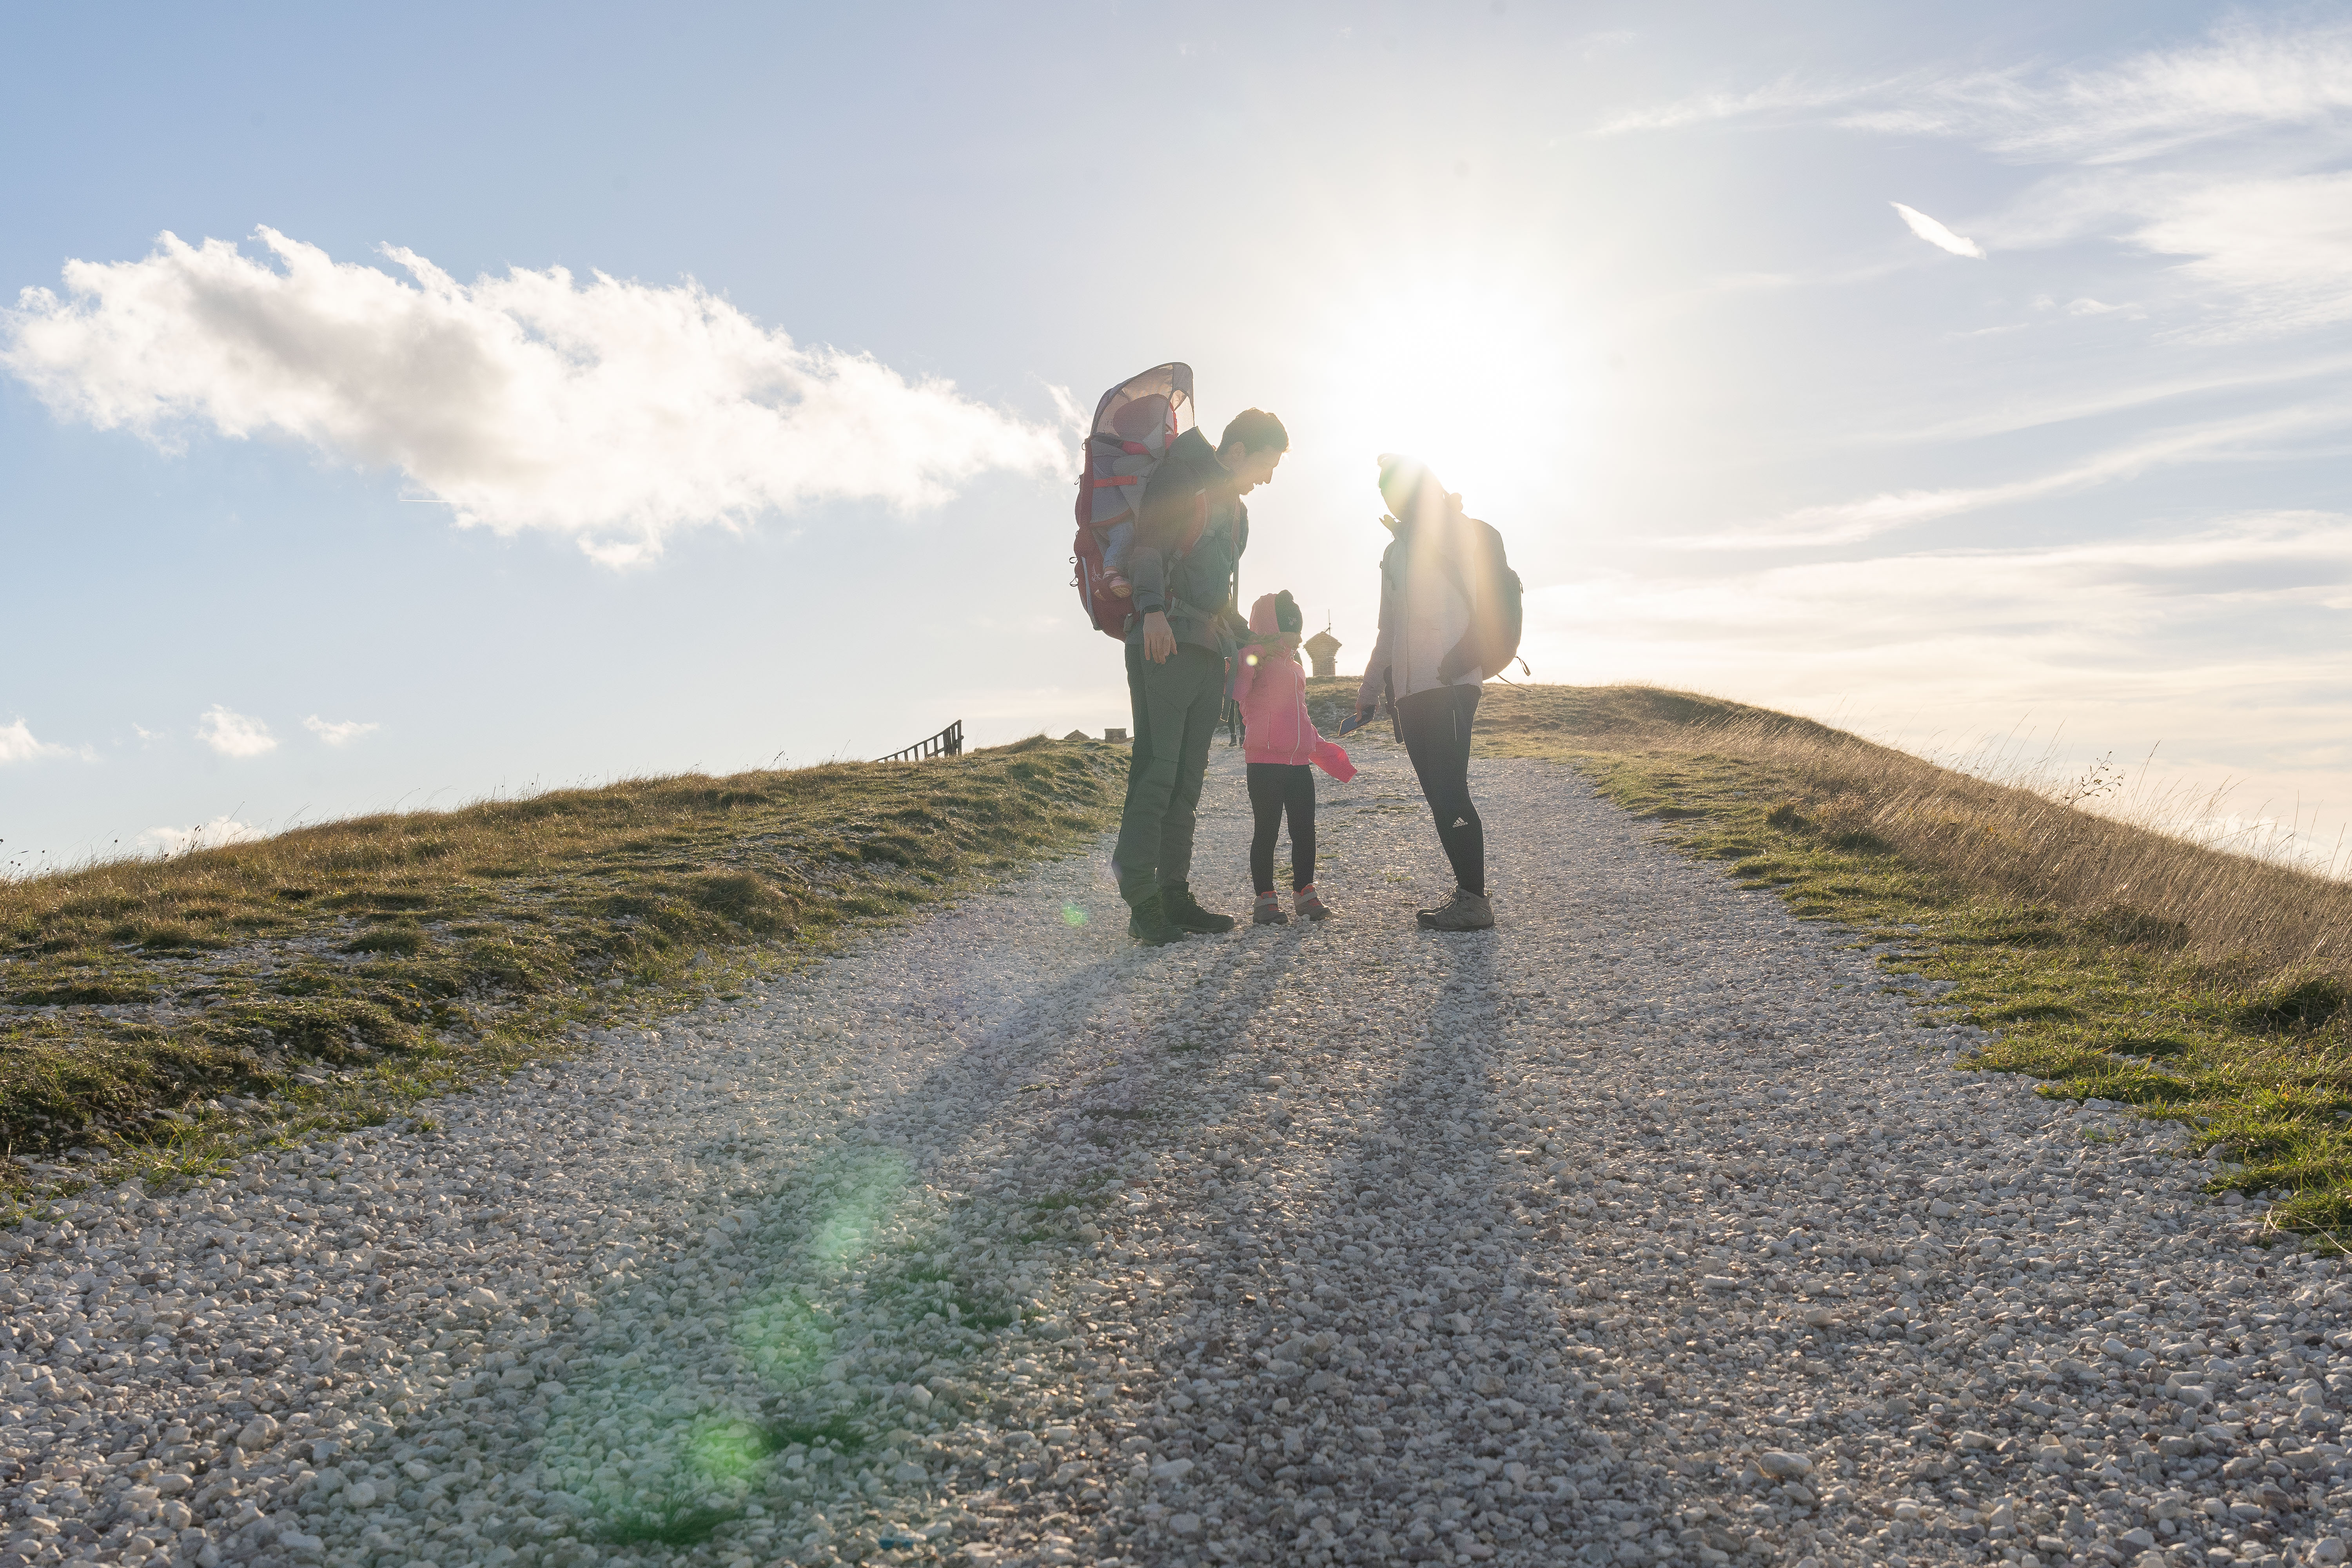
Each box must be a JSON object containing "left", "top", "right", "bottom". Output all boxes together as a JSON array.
[{"left": 7, "top": 733, "right": 2352, "bottom": 1568}]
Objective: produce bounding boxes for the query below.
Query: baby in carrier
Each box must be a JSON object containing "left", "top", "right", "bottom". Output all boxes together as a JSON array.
[{"left": 1231, "top": 590, "right": 1356, "bottom": 924}]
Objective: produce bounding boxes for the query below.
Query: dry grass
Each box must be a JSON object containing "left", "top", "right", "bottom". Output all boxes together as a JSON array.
[
  {"left": 0, "top": 737, "right": 1122, "bottom": 1198},
  {"left": 1309, "top": 678, "right": 2352, "bottom": 1240}
]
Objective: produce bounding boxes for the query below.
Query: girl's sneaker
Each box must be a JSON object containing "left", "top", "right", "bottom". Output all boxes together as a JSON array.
[
  {"left": 1296, "top": 885, "right": 1332, "bottom": 921},
  {"left": 1253, "top": 891, "right": 1290, "bottom": 925}
]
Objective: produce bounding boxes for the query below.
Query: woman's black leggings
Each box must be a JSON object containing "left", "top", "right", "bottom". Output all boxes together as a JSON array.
[
  {"left": 1246, "top": 762, "right": 1317, "bottom": 893},
  {"left": 1396, "top": 683, "right": 1485, "bottom": 895}
]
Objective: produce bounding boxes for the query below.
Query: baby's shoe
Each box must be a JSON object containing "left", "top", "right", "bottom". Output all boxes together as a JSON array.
[
  {"left": 1252, "top": 891, "right": 1290, "bottom": 925},
  {"left": 1296, "top": 884, "right": 1332, "bottom": 921}
]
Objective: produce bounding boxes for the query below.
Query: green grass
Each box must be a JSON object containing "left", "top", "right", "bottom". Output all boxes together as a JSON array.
[
  {"left": 601, "top": 1500, "right": 744, "bottom": 1547},
  {"left": 1306, "top": 677, "right": 2352, "bottom": 1245},
  {"left": 0, "top": 737, "right": 1121, "bottom": 1203}
]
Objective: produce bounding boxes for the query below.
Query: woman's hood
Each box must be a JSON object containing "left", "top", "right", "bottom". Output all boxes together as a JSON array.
[{"left": 1249, "top": 592, "right": 1283, "bottom": 635}]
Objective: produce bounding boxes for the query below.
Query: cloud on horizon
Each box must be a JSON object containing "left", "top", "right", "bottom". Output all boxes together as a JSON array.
[
  {"left": 0, "top": 718, "right": 82, "bottom": 765},
  {"left": 303, "top": 715, "right": 380, "bottom": 746},
  {"left": 140, "top": 816, "right": 265, "bottom": 856},
  {"left": 2, "top": 228, "right": 1070, "bottom": 566},
  {"left": 1528, "top": 514, "right": 2352, "bottom": 870},
  {"left": 195, "top": 706, "right": 276, "bottom": 758}
]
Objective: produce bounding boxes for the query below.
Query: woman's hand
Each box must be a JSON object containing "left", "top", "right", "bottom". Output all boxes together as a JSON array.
[{"left": 1142, "top": 611, "right": 1177, "bottom": 664}]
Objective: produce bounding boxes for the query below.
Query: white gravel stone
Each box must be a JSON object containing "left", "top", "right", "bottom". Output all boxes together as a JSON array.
[{"left": 4, "top": 735, "right": 2348, "bottom": 1568}]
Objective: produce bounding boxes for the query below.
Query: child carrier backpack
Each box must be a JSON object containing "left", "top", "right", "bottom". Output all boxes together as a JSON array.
[
  {"left": 1071, "top": 363, "right": 1213, "bottom": 642},
  {"left": 1436, "top": 515, "right": 1528, "bottom": 682}
]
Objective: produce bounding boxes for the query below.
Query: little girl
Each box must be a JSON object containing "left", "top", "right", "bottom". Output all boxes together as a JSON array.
[{"left": 1232, "top": 590, "right": 1355, "bottom": 924}]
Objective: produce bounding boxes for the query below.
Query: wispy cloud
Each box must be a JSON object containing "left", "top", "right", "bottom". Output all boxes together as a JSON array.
[
  {"left": 1684, "top": 401, "right": 2352, "bottom": 548},
  {"left": 140, "top": 817, "right": 265, "bottom": 856},
  {"left": 1891, "top": 202, "right": 1985, "bottom": 258},
  {"left": 2133, "top": 171, "right": 2352, "bottom": 339},
  {"left": 2, "top": 228, "right": 1069, "bottom": 566},
  {"left": 1877, "top": 20, "right": 2352, "bottom": 163},
  {"left": 1602, "top": 19, "right": 2352, "bottom": 341},
  {"left": 303, "top": 715, "right": 380, "bottom": 746},
  {"left": 1609, "top": 22, "right": 2352, "bottom": 163},
  {"left": 0, "top": 718, "right": 82, "bottom": 765},
  {"left": 195, "top": 705, "right": 276, "bottom": 758},
  {"left": 1591, "top": 73, "right": 1907, "bottom": 135}
]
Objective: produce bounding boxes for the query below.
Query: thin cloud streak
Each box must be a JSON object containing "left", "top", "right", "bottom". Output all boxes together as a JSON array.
[
  {"left": 1832, "top": 355, "right": 2352, "bottom": 448},
  {"left": 2, "top": 228, "right": 1069, "bottom": 566},
  {"left": 1604, "top": 21, "right": 2352, "bottom": 164},
  {"left": 1677, "top": 402, "right": 2352, "bottom": 548}
]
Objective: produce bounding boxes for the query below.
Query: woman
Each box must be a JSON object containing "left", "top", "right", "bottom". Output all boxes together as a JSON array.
[{"left": 1355, "top": 454, "right": 1495, "bottom": 931}]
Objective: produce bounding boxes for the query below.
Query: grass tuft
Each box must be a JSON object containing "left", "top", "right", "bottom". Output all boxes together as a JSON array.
[{"left": 601, "top": 1501, "right": 742, "bottom": 1547}]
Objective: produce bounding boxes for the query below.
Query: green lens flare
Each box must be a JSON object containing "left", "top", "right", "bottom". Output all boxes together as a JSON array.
[
  {"left": 685, "top": 1417, "right": 777, "bottom": 1484},
  {"left": 1061, "top": 902, "right": 1088, "bottom": 927}
]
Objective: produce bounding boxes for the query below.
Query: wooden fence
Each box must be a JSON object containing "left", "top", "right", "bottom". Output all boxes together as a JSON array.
[{"left": 877, "top": 720, "right": 963, "bottom": 763}]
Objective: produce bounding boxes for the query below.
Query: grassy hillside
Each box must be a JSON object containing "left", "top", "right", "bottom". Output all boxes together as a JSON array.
[
  {"left": 1312, "top": 678, "right": 2352, "bottom": 1242},
  {"left": 0, "top": 738, "right": 1122, "bottom": 1198}
]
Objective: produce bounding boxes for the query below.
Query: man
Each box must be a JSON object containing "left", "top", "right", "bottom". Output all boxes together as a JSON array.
[
  {"left": 1112, "top": 408, "right": 1289, "bottom": 946},
  {"left": 1357, "top": 454, "right": 1495, "bottom": 931}
]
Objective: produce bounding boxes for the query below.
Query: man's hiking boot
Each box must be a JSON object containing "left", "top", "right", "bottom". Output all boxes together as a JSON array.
[
  {"left": 1296, "top": 884, "right": 1331, "bottom": 921},
  {"left": 1252, "top": 892, "right": 1289, "bottom": 926},
  {"left": 1161, "top": 884, "right": 1237, "bottom": 933},
  {"left": 1127, "top": 895, "right": 1189, "bottom": 947},
  {"left": 1416, "top": 888, "right": 1494, "bottom": 931}
]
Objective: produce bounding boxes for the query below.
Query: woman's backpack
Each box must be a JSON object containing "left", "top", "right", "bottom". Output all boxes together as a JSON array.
[{"left": 1436, "top": 515, "right": 1528, "bottom": 682}]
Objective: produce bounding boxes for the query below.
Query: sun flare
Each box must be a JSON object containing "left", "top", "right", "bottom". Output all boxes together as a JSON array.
[{"left": 1309, "top": 266, "right": 1593, "bottom": 516}]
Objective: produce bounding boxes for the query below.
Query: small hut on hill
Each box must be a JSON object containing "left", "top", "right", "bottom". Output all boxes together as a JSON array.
[{"left": 1304, "top": 623, "right": 1342, "bottom": 679}]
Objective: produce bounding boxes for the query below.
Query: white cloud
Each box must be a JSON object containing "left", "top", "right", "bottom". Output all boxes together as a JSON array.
[
  {"left": 140, "top": 817, "right": 265, "bottom": 856},
  {"left": 1891, "top": 202, "right": 1985, "bottom": 259},
  {"left": 2, "top": 228, "right": 1070, "bottom": 566},
  {"left": 303, "top": 714, "right": 380, "bottom": 746},
  {"left": 0, "top": 717, "right": 79, "bottom": 764},
  {"left": 195, "top": 705, "right": 276, "bottom": 757}
]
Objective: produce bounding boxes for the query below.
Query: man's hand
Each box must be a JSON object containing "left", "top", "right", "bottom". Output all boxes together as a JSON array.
[
  {"left": 1142, "top": 611, "right": 1177, "bottom": 664},
  {"left": 1339, "top": 706, "right": 1376, "bottom": 736}
]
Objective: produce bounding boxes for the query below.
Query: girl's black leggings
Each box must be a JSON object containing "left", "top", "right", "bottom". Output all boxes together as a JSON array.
[
  {"left": 1246, "top": 762, "right": 1317, "bottom": 893},
  {"left": 1396, "top": 683, "right": 1485, "bottom": 895}
]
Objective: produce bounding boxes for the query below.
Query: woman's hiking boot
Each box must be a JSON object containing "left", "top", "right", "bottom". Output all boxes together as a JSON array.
[
  {"left": 1416, "top": 887, "right": 1494, "bottom": 931},
  {"left": 1161, "top": 883, "right": 1237, "bottom": 933},
  {"left": 1127, "top": 894, "right": 1189, "bottom": 947},
  {"left": 1295, "top": 884, "right": 1331, "bottom": 921},
  {"left": 1252, "top": 892, "right": 1289, "bottom": 925}
]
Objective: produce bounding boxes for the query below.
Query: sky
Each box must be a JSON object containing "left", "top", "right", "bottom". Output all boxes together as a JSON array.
[{"left": 5, "top": 1, "right": 2351, "bottom": 876}]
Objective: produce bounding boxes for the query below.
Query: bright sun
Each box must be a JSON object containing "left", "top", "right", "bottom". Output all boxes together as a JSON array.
[{"left": 1309, "top": 265, "right": 1592, "bottom": 517}]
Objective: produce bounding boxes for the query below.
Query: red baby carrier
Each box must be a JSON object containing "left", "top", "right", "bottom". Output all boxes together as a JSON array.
[{"left": 1070, "top": 363, "right": 1195, "bottom": 642}]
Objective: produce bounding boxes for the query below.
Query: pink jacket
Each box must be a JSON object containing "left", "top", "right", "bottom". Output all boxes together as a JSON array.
[{"left": 1233, "top": 595, "right": 1356, "bottom": 780}]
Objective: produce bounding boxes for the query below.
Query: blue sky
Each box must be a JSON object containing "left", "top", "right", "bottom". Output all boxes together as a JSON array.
[{"left": 6, "top": 2, "right": 2351, "bottom": 874}]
